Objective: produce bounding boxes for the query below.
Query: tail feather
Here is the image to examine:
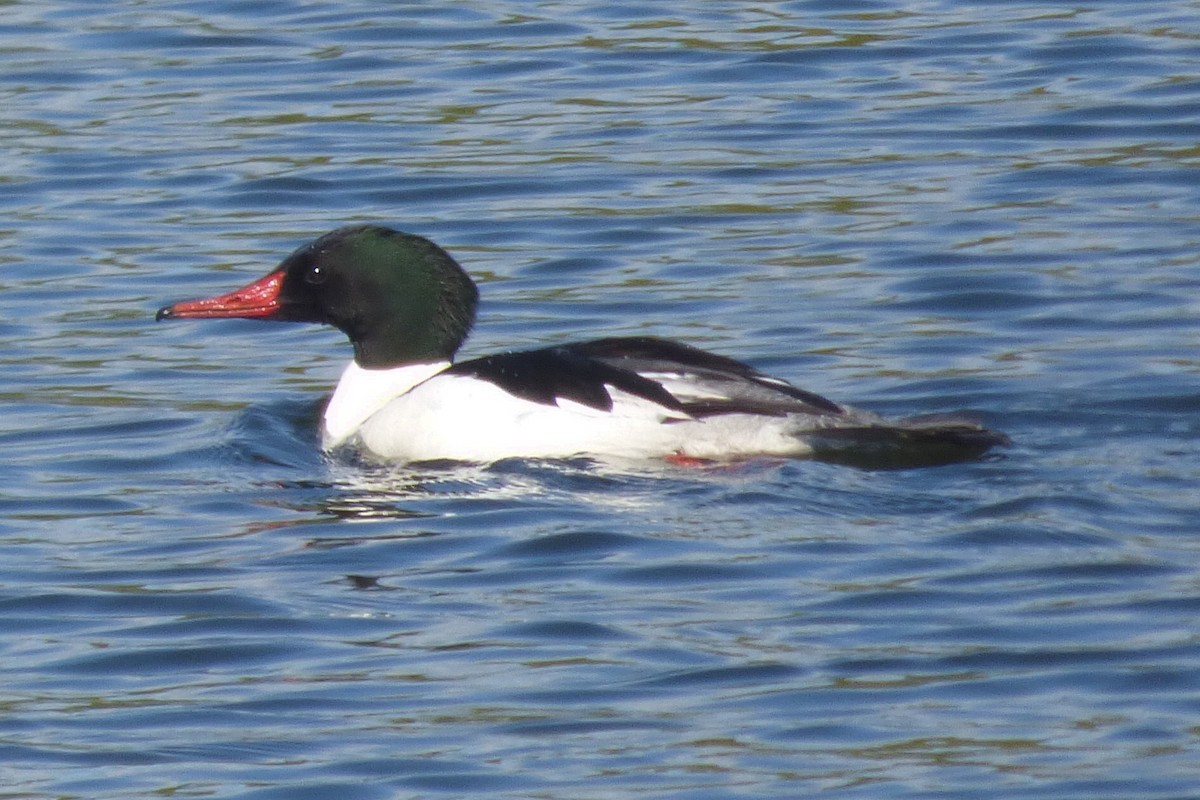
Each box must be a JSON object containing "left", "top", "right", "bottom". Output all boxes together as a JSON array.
[{"left": 806, "top": 413, "right": 1010, "bottom": 469}]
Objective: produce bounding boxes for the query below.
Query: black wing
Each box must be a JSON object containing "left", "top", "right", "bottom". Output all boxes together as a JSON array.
[{"left": 446, "top": 336, "right": 844, "bottom": 418}]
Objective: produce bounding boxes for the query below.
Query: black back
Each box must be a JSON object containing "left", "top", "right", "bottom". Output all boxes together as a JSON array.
[{"left": 447, "top": 336, "right": 845, "bottom": 419}]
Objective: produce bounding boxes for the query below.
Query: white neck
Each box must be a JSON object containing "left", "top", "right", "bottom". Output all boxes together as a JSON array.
[{"left": 322, "top": 359, "right": 449, "bottom": 449}]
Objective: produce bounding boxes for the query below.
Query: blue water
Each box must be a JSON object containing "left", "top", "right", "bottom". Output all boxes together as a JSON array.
[{"left": 3, "top": 1, "right": 1200, "bottom": 797}]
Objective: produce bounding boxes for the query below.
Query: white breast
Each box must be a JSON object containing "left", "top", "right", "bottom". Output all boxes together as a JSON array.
[{"left": 322, "top": 360, "right": 450, "bottom": 449}]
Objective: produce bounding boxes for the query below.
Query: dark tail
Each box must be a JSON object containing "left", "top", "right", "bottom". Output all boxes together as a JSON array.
[{"left": 806, "top": 413, "right": 1010, "bottom": 469}]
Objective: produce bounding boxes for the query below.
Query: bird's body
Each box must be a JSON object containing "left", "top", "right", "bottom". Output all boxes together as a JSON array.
[
  {"left": 321, "top": 336, "right": 891, "bottom": 463},
  {"left": 158, "top": 225, "right": 1007, "bottom": 468}
]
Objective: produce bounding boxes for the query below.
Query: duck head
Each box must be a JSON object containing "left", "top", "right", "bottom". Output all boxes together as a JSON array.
[{"left": 157, "top": 225, "right": 479, "bottom": 367}]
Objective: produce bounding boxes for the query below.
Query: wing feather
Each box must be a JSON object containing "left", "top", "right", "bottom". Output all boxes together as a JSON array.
[{"left": 447, "top": 336, "right": 844, "bottom": 419}]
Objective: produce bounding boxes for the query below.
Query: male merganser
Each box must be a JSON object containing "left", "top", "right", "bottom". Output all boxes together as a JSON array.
[{"left": 157, "top": 225, "right": 1008, "bottom": 467}]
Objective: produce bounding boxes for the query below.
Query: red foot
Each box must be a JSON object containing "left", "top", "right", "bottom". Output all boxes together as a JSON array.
[{"left": 664, "top": 452, "right": 713, "bottom": 468}]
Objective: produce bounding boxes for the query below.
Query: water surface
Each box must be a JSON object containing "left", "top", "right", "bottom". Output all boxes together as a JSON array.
[{"left": 2, "top": 1, "right": 1200, "bottom": 797}]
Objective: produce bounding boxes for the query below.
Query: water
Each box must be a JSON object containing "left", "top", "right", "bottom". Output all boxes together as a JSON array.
[{"left": 3, "top": 1, "right": 1200, "bottom": 797}]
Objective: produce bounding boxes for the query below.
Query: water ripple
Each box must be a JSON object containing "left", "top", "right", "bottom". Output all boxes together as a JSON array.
[{"left": 1, "top": 1, "right": 1199, "bottom": 798}]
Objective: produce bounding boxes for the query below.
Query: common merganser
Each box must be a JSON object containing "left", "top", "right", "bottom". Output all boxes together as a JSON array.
[{"left": 157, "top": 225, "right": 1008, "bottom": 467}]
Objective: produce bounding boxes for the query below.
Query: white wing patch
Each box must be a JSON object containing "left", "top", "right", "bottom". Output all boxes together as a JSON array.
[{"left": 636, "top": 371, "right": 731, "bottom": 402}]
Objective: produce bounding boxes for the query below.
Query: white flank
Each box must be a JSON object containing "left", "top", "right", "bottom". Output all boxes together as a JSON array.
[
  {"left": 319, "top": 360, "right": 841, "bottom": 463},
  {"left": 348, "top": 375, "right": 816, "bottom": 463}
]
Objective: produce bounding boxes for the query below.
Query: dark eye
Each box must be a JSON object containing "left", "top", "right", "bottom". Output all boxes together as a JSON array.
[{"left": 305, "top": 264, "right": 328, "bottom": 285}]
